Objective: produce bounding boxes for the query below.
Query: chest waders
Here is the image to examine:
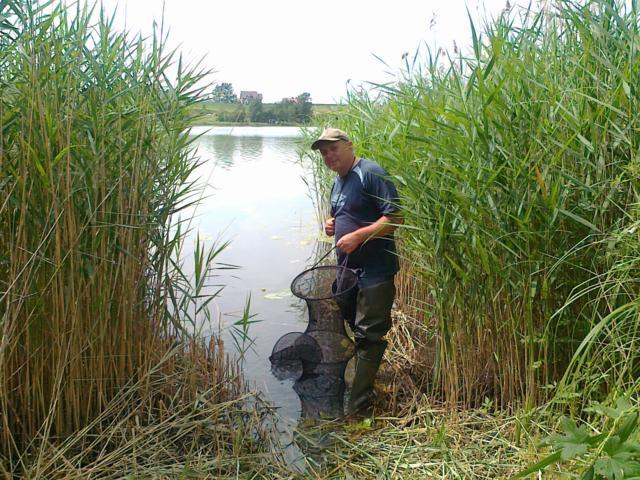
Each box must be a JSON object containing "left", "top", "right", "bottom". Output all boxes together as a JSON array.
[
  {"left": 324, "top": 253, "right": 395, "bottom": 414},
  {"left": 344, "top": 277, "right": 395, "bottom": 415}
]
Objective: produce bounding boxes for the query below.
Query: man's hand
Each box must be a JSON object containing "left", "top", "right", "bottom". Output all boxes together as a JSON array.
[
  {"left": 336, "top": 230, "right": 364, "bottom": 254},
  {"left": 334, "top": 214, "right": 401, "bottom": 255},
  {"left": 324, "top": 217, "right": 335, "bottom": 236}
]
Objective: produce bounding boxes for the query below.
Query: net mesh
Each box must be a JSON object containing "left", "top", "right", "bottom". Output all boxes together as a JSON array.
[
  {"left": 290, "top": 265, "right": 358, "bottom": 301},
  {"left": 270, "top": 265, "right": 359, "bottom": 418}
]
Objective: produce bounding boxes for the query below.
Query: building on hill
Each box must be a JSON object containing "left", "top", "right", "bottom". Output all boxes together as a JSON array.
[{"left": 239, "top": 91, "right": 263, "bottom": 104}]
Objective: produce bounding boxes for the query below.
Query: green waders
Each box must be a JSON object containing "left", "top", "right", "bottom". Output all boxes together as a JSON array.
[{"left": 347, "top": 278, "right": 395, "bottom": 414}]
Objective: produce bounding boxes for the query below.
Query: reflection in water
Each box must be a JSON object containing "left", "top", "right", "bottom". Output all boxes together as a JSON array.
[
  {"left": 270, "top": 266, "right": 358, "bottom": 420},
  {"left": 185, "top": 126, "right": 331, "bottom": 470},
  {"left": 237, "top": 135, "right": 264, "bottom": 160},
  {"left": 196, "top": 134, "right": 264, "bottom": 170},
  {"left": 184, "top": 126, "right": 317, "bottom": 421},
  {"left": 199, "top": 135, "right": 235, "bottom": 170}
]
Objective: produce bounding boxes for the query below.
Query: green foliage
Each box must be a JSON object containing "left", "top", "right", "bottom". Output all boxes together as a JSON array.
[
  {"left": 0, "top": 0, "right": 242, "bottom": 461},
  {"left": 240, "top": 93, "right": 315, "bottom": 124},
  {"left": 167, "top": 233, "right": 236, "bottom": 338},
  {"left": 309, "top": 0, "right": 640, "bottom": 408},
  {"left": 247, "top": 98, "right": 263, "bottom": 122},
  {"left": 230, "top": 293, "right": 260, "bottom": 357},
  {"left": 215, "top": 103, "right": 247, "bottom": 122},
  {"left": 295, "top": 92, "right": 313, "bottom": 122},
  {"left": 516, "top": 399, "right": 640, "bottom": 479},
  {"left": 197, "top": 93, "right": 317, "bottom": 125},
  {"left": 211, "top": 82, "right": 238, "bottom": 103},
  {"left": 550, "top": 417, "right": 600, "bottom": 461},
  {"left": 252, "top": 93, "right": 314, "bottom": 124}
]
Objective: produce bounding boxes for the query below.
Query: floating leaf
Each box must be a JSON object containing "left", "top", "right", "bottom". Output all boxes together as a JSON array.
[{"left": 264, "top": 290, "right": 292, "bottom": 300}]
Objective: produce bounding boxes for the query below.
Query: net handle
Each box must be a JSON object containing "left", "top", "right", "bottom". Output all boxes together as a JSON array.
[
  {"left": 310, "top": 245, "right": 351, "bottom": 271},
  {"left": 310, "top": 244, "right": 337, "bottom": 269},
  {"left": 307, "top": 245, "right": 359, "bottom": 296}
]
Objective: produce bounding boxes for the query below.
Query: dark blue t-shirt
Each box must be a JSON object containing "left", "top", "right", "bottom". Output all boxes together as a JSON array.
[{"left": 330, "top": 158, "right": 400, "bottom": 278}]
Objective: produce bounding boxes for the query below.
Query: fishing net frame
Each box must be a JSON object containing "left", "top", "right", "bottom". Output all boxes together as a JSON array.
[{"left": 290, "top": 265, "right": 359, "bottom": 301}]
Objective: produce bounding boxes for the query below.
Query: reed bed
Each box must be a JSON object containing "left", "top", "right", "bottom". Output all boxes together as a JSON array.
[
  {"left": 0, "top": 1, "right": 286, "bottom": 476},
  {"left": 309, "top": 0, "right": 640, "bottom": 410}
]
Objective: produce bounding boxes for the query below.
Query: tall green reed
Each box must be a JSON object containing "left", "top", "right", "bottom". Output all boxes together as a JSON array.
[
  {"left": 0, "top": 0, "right": 246, "bottom": 465},
  {"left": 310, "top": 0, "right": 640, "bottom": 408}
]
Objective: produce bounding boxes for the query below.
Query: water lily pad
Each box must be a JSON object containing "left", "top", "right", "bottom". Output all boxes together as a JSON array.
[{"left": 264, "top": 290, "right": 292, "bottom": 300}]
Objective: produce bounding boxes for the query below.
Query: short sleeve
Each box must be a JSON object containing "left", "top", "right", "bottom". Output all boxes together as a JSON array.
[{"left": 364, "top": 167, "right": 400, "bottom": 216}]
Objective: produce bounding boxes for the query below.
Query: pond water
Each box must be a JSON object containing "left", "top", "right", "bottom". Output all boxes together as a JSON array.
[{"left": 183, "top": 126, "right": 350, "bottom": 465}]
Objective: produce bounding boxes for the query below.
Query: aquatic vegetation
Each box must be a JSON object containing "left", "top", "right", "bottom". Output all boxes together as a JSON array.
[
  {"left": 310, "top": 0, "right": 640, "bottom": 413},
  {"left": 0, "top": 1, "right": 284, "bottom": 476},
  {"left": 301, "top": 0, "right": 640, "bottom": 477}
]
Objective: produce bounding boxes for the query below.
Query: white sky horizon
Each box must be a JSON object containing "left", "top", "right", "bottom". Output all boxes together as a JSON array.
[{"left": 96, "top": 0, "right": 526, "bottom": 104}]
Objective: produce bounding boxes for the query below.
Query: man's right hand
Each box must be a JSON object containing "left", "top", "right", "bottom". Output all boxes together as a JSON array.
[{"left": 324, "top": 217, "right": 335, "bottom": 236}]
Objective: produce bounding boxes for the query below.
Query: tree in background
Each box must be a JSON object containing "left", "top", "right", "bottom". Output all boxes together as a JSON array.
[
  {"left": 211, "top": 82, "right": 237, "bottom": 103},
  {"left": 247, "top": 99, "right": 263, "bottom": 122},
  {"left": 295, "top": 92, "right": 313, "bottom": 123},
  {"left": 270, "top": 92, "right": 313, "bottom": 124},
  {"left": 273, "top": 98, "right": 296, "bottom": 123}
]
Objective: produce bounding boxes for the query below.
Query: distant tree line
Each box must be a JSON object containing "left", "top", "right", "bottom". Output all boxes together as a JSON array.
[
  {"left": 211, "top": 82, "right": 237, "bottom": 103},
  {"left": 211, "top": 83, "right": 313, "bottom": 124}
]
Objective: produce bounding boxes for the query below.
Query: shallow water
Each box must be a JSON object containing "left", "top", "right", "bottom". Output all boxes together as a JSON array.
[
  {"left": 183, "top": 126, "right": 321, "bottom": 421},
  {"left": 182, "top": 126, "right": 361, "bottom": 468}
]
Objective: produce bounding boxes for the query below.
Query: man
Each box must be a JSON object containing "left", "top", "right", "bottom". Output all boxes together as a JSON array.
[{"left": 311, "top": 127, "right": 401, "bottom": 415}]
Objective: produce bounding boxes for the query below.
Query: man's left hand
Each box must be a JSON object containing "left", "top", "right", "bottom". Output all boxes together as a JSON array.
[{"left": 336, "top": 231, "right": 364, "bottom": 254}]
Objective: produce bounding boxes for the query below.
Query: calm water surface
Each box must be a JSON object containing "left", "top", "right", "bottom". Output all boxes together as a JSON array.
[{"left": 185, "top": 126, "right": 318, "bottom": 424}]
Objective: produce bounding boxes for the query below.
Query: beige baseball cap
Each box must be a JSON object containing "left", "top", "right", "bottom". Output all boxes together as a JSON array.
[{"left": 311, "top": 128, "right": 351, "bottom": 150}]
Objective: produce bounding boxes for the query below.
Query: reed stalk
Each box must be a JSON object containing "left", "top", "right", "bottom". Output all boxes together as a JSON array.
[
  {"left": 0, "top": 1, "right": 281, "bottom": 475},
  {"left": 308, "top": 0, "right": 640, "bottom": 409}
]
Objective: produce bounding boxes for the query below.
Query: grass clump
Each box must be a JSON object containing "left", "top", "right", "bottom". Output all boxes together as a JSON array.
[{"left": 0, "top": 1, "right": 287, "bottom": 476}]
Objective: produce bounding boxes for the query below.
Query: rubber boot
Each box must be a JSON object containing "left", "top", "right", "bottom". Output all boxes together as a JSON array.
[{"left": 347, "top": 340, "right": 387, "bottom": 415}]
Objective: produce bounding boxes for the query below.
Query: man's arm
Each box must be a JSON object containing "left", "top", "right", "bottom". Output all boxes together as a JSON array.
[{"left": 336, "top": 213, "right": 402, "bottom": 254}]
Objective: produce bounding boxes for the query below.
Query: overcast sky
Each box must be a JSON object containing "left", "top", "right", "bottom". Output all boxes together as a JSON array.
[{"left": 97, "top": 0, "right": 518, "bottom": 103}]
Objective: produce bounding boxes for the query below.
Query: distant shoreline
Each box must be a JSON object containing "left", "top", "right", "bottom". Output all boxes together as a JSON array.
[{"left": 190, "top": 102, "right": 342, "bottom": 126}]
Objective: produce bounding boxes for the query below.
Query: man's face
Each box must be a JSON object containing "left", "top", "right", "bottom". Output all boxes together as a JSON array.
[{"left": 317, "top": 140, "right": 354, "bottom": 176}]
